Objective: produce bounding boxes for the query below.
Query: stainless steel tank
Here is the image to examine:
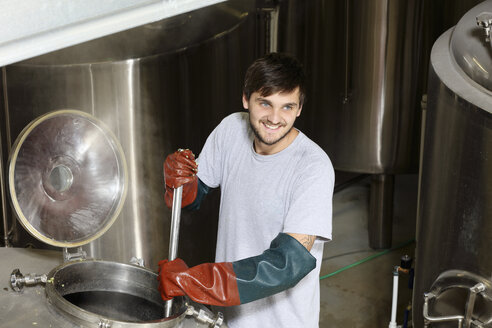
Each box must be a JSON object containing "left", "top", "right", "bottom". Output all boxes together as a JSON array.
[
  {"left": 1, "top": 110, "right": 225, "bottom": 328},
  {"left": 275, "top": 0, "right": 425, "bottom": 248},
  {"left": 0, "top": 0, "right": 257, "bottom": 269},
  {"left": 413, "top": 1, "right": 492, "bottom": 327},
  {"left": 277, "top": 0, "right": 424, "bottom": 174}
]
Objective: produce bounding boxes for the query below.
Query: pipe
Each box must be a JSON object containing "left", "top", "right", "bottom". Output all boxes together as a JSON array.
[
  {"left": 164, "top": 186, "right": 183, "bottom": 318},
  {"left": 389, "top": 266, "right": 399, "bottom": 328},
  {"left": 1, "top": 67, "right": 10, "bottom": 247},
  {"left": 423, "top": 292, "right": 464, "bottom": 327},
  {"left": 320, "top": 239, "right": 414, "bottom": 280},
  {"left": 403, "top": 304, "right": 410, "bottom": 328},
  {"left": 0, "top": 132, "right": 8, "bottom": 247}
]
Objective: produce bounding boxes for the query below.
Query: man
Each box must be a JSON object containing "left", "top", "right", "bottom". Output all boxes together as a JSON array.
[{"left": 159, "top": 52, "right": 334, "bottom": 327}]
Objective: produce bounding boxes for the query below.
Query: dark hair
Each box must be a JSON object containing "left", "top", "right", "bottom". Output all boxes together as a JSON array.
[{"left": 243, "top": 52, "right": 306, "bottom": 106}]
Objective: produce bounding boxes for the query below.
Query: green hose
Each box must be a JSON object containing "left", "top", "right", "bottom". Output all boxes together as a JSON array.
[{"left": 319, "top": 239, "right": 415, "bottom": 280}]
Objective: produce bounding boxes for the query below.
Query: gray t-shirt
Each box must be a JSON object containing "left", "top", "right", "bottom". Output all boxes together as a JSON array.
[{"left": 197, "top": 112, "right": 334, "bottom": 328}]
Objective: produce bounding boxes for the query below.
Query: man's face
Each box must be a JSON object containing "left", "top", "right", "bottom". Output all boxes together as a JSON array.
[{"left": 243, "top": 87, "right": 302, "bottom": 155}]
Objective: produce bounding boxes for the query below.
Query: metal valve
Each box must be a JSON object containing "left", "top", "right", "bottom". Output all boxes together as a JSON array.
[
  {"left": 10, "top": 268, "right": 47, "bottom": 292},
  {"left": 186, "top": 304, "right": 224, "bottom": 328}
]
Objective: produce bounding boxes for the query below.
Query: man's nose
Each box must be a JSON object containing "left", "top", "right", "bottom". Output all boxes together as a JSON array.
[{"left": 267, "top": 108, "right": 281, "bottom": 124}]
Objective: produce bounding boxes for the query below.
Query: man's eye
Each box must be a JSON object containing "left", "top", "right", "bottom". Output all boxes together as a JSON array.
[
  {"left": 283, "top": 106, "right": 293, "bottom": 110},
  {"left": 261, "top": 102, "right": 270, "bottom": 107}
]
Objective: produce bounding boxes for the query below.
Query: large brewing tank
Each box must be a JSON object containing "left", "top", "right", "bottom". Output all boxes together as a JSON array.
[
  {"left": 0, "top": 0, "right": 257, "bottom": 269},
  {"left": 274, "top": 0, "right": 424, "bottom": 248},
  {"left": 412, "top": 1, "right": 492, "bottom": 327},
  {"left": 277, "top": 0, "right": 423, "bottom": 174}
]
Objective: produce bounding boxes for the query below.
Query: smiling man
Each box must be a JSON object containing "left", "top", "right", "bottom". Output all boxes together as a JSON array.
[{"left": 159, "top": 53, "right": 334, "bottom": 328}]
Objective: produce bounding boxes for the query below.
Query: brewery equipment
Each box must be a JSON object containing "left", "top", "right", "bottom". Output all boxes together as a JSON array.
[
  {"left": 0, "top": 0, "right": 256, "bottom": 268},
  {"left": 413, "top": 1, "right": 492, "bottom": 326},
  {"left": 276, "top": 0, "right": 425, "bottom": 248},
  {"left": 1, "top": 110, "right": 225, "bottom": 327}
]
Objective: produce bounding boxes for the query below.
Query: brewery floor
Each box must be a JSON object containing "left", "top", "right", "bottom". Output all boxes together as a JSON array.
[{"left": 319, "top": 173, "right": 418, "bottom": 328}]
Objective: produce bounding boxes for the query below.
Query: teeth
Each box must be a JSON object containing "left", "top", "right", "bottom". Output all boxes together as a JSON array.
[{"left": 264, "top": 122, "right": 280, "bottom": 130}]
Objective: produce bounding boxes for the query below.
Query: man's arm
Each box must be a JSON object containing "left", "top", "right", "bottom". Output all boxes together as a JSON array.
[
  {"left": 286, "top": 233, "right": 316, "bottom": 251},
  {"left": 158, "top": 233, "right": 316, "bottom": 306}
]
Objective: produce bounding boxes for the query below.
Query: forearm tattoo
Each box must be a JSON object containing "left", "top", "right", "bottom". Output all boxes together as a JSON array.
[{"left": 298, "top": 235, "right": 316, "bottom": 250}]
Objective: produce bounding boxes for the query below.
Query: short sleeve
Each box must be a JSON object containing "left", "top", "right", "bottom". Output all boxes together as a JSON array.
[
  {"left": 196, "top": 123, "right": 223, "bottom": 189},
  {"left": 282, "top": 154, "right": 334, "bottom": 241}
]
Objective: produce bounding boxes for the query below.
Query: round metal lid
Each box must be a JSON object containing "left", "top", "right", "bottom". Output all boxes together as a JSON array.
[
  {"left": 451, "top": 0, "right": 492, "bottom": 92},
  {"left": 8, "top": 110, "right": 128, "bottom": 247}
]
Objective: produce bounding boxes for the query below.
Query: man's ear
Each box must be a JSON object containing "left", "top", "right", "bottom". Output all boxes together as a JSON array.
[
  {"left": 296, "top": 105, "right": 303, "bottom": 117},
  {"left": 242, "top": 94, "right": 249, "bottom": 110}
]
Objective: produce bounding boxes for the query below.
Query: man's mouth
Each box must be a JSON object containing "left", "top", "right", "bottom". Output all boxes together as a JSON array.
[{"left": 262, "top": 121, "right": 282, "bottom": 131}]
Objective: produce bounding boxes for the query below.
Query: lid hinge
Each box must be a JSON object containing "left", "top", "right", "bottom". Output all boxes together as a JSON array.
[{"left": 63, "top": 247, "right": 87, "bottom": 262}]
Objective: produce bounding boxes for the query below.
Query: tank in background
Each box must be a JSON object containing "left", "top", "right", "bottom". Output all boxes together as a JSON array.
[
  {"left": 0, "top": 0, "right": 257, "bottom": 270},
  {"left": 275, "top": 0, "right": 425, "bottom": 248},
  {"left": 412, "top": 1, "right": 492, "bottom": 327}
]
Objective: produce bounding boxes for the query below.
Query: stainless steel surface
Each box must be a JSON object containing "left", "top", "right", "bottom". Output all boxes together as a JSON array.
[
  {"left": 166, "top": 185, "right": 183, "bottom": 318},
  {"left": 368, "top": 174, "right": 394, "bottom": 249},
  {"left": 412, "top": 2, "right": 492, "bottom": 324},
  {"left": 2, "top": 0, "right": 257, "bottom": 268},
  {"left": 8, "top": 110, "right": 127, "bottom": 247},
  {"left": 422, "top": 271, "right": 492, "bottom": 328},
  {"left": 45, "top": 260, "right": 187, "bottom": 327},
  {"left": 0, "top": 247, "right": 227, "bottom": 327},
  {"left": 277, "top": 0, "right": 424, "bottom": 174},
  {"left": 451, "top": 1, "right": 492, "bottom": 92}
]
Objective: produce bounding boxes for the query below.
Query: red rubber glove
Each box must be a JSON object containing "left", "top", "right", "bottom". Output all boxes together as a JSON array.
[
  {"left": 158, "top": 258, "right": 240, "bottom": 306},
  {"left": 164, "top": 149, "right": 198, "bottom": 208},
  {"left": 157, "top": 234, "right": 316, "bottom": 306}
]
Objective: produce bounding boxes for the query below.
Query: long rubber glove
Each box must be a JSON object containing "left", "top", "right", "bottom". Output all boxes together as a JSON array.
[
  {"left": 163, "top": 149, "right": 198, "bottom": 208},
  {"left": 158, "top": 233, "right": 316, "bottom": 306}
]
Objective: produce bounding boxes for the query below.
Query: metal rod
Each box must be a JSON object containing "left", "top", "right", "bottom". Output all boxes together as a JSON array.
[
  {"left": 0, "top": 132, "right": 8, "bottom": 247},
  {"left": 164, "top": 185, "right": 183, "bottom": 318},
  {"left": 423, "top": 293, "right": 464, "bottom": 327},
  {"left": 342, "top": 0, "right": 351, "bottom": 104},
  {"left": 1, "top": 67, "right": 10, "bottom": 247},
  {"left": 464, "top": 283, "right": 486, "bottom": 328}
]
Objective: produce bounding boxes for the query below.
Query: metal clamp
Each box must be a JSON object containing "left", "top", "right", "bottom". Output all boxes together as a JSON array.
[
  {"left": 477, "top": 12, "right": 492, "bottom": 45},
  {"left": 186, "top": 304, "right": 224, "bottom": 328},
  {"left": 10, "top": 268, "right": 47, "bottom": 292}
]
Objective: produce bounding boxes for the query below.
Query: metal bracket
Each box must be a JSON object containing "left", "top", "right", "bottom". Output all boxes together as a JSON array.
[
  {"left": 129, "top": 257, "right": 145, "bottom": 267},
  {"left": 186, "top": 304, "right": 224, "bottom": 328},
  {"left": 476, "top": 12, "right": 492, "bottom": 45},
  {"left": 423, "top": 283, "right": 488, "bottom": 328},
  {"left": 98, "top": 318, "right": 112, "bottom": 328},
  {"left": 10, "top": 268, "right": 47, "bottom": 292},
  {"left": 63, "top": 247, "right": 87, "bottom": 262}
]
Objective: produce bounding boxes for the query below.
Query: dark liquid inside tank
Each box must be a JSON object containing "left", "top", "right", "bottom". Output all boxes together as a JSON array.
[{"left": 64, "top": 291, "right": 166, "bottom": 322}]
